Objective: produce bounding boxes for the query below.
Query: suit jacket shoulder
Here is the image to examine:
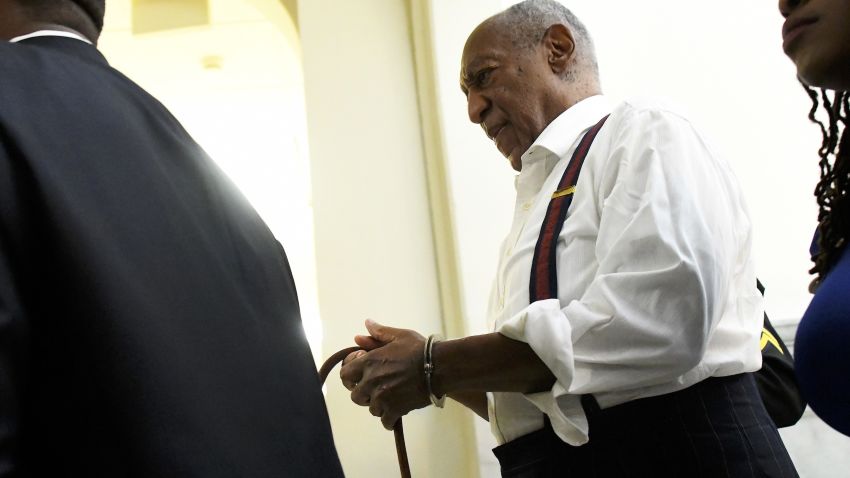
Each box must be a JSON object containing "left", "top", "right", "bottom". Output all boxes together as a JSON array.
[{"left": 0, "top": 37, "right": 343, "bottom": 477}]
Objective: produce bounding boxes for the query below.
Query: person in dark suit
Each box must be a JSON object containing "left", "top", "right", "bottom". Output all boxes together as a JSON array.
[{"left": 0, "top": 0, "right": 344, "bottom": 476}]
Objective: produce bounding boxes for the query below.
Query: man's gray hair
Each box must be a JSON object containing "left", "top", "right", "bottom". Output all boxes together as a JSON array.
[{"left": 494, "top": 0, "right": 599, "bottom": 79}]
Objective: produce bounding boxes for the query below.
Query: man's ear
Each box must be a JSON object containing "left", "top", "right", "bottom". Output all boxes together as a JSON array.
[{"left": 542, "top": 24, "right": 576, "bottom": 76}]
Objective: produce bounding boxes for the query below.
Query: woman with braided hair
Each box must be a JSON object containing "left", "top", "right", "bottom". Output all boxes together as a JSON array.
[{"left": 779, "top": 0, "right": 850, "bottom": 437}]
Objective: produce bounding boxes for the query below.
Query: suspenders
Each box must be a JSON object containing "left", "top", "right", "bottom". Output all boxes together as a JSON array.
[{"left": 529, "top": 115, "right": 610, "bottom": 302}]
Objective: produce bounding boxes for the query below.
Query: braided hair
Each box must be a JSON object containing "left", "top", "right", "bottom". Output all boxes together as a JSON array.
[{"left": 804, "top": 84, "right": 850, "bottom": 292}]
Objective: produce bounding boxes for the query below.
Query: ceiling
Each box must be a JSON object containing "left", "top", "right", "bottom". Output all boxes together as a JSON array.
[{"left": 98, "top": 0, "right": 302, "bottom": 101}]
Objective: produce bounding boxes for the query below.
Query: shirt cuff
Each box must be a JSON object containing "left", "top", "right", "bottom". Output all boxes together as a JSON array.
[
  {"left": 496, "top": 298, "right": 590, "bottom": 445},
  {"left": 525, "top": 387, "right": 589, "bottom": 445}
]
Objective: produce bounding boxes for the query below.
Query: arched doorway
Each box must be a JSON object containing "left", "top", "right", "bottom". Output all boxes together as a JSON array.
[{"left": 97, "top": 0, "right": 322, "bottom": 361}]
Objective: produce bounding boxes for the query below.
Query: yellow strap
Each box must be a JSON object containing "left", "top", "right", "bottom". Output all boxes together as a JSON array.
[
  {"left": 760, "top": 328, "right": 784, "bottom": 354},
  {"left": 552, "top": 185, "right": 576, "bottom": 199}
]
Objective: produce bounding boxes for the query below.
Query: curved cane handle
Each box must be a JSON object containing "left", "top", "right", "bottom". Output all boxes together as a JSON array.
[{"left": 318, "top": 347, "right": 412, "bottom": 478}]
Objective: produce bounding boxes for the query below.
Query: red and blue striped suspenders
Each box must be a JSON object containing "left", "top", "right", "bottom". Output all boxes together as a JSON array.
[{"left": 529, "top": 115, "right": 610, "bottom": 302}]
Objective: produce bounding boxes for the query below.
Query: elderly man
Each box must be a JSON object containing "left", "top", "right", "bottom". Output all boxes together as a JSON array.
[
  {"left": 0, "top": 0, "right": 343, "bottom": 475},
  {"left": 341, "top": 1, "right": 798, "bottom": 476}
]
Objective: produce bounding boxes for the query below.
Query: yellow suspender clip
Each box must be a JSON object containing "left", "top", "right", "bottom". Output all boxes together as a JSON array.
[{"left": 552, "top": 186, "right": 576, "bottom": 199}]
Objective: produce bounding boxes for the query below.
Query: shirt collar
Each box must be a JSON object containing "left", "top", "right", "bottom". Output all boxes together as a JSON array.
[
  {"left": 10, "top": 30, "right": 92, "bottom": 45},
  {"left": 520, "top": 95, "right": 614, "bottom": 167}
]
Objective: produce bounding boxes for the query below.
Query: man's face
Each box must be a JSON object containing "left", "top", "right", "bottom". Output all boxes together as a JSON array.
[
  {"left": 460, "top": 24, "right": 559, "bottom": 172},
  {"left": 780, "top": 0, "right": 850, "bottom": 91}
]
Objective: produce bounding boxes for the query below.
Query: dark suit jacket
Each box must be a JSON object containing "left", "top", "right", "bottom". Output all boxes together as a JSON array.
[{"left": 0, "top": 36, "right": 343, "bottom": 477}]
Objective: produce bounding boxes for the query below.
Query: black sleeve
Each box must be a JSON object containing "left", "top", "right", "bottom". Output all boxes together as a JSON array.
[
  {"left": 0, "top": 142, "right": 26, "bottom": 475},
  {"left": 0, "top": 244, "right": 22, "bottom": 475},
  {"left": 754, "top": 281, "right": 807, "bottom": 428}
]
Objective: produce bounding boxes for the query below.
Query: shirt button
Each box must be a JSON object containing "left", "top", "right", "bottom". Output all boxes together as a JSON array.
[{"left": 522, "top": 202, "right": 532, "bottom": 211}]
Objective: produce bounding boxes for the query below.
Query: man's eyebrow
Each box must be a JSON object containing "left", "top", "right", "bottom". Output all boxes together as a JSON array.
[
  {"left": 459, "top": 59, "right": 488, "bottom": 94},
  {"left": 460, "top": 67, "right": 476, "bottom": 95},
  {"left": 460, "top": 72, "right": 472, "bottom": 94}
]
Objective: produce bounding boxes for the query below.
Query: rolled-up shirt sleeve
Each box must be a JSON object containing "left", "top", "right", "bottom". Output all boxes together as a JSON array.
[{"left": 497, "top": 108, "right": 752, "bottom": 444}]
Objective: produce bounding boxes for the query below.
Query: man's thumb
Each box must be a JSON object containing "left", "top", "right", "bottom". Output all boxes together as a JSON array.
[{"left": 365, "top": 319, "right": 396, "bottom": 342}]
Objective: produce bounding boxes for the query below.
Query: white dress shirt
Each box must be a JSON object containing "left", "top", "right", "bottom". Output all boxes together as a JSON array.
[
  {"left": 10, "top": 30, "right": 92, "bottom": 45},
  {"left": 487, "top": 95, "right": 763, "bottom": 446}
]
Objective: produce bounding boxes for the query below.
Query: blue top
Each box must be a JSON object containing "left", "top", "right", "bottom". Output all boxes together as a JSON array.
[{"left": 796, "top": 240, "right": 850, "bottom": 436}]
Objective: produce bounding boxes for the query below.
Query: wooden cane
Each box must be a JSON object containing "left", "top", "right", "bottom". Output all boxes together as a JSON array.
[{"left": 318, "top": 347, "right": 412, "bottom": 478}]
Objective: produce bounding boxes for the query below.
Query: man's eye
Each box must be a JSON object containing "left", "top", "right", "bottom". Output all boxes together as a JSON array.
[{"left": 476, "top": 69, "right": 492, "bottom": 86}]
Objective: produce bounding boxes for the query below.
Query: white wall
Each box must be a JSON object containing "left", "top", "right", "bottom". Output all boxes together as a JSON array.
[
  {"left": 100, "top": 0, "right": 326, "bottom": 379},
  {"left": 427, "top": 1, "right": 848, "bottom": 476},
  {"left": 562, "top": 1, "right": 819, "bottom": 324},
  {"left": 298, "top": 0, "right": 477, "bottom": 476}
]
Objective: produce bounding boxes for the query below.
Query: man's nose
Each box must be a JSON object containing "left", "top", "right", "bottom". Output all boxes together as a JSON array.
[
  {"left": 467, "top": 90, "right": 489, "bottom": 125},
  {"left": 778, "top": 0, "right": 802, "bottom": 18}
]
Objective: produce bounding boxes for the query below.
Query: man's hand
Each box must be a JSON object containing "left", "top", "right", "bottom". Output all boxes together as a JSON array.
[{"left": 339, "top": 320, "right": 430, "bottom": 430}]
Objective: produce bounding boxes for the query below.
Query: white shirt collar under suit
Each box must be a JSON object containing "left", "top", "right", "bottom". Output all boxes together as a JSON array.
[{"left": 10, "top": 30, "right": 92, "bottom": 45}]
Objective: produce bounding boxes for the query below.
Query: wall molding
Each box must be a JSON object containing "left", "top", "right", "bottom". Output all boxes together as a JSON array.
[{"left": 404, "top": 0, "right": 468, "bottom": 341}]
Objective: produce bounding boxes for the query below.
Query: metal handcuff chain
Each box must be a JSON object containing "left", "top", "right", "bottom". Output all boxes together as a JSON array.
[{"left": 318, "top": 347, "right": 412, "bottom": 478}]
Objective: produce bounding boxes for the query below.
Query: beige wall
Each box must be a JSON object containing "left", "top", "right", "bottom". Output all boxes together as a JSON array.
[{"left": 298, "top": 0, "right": 478, "bottom": 476}]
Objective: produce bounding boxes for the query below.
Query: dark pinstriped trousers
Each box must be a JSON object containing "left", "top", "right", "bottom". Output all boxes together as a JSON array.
[{"left": 493, "top": 374, "right": 798, "bottom": 477}]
